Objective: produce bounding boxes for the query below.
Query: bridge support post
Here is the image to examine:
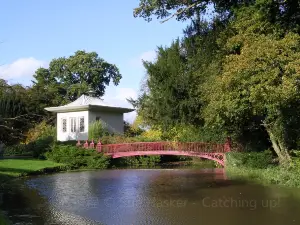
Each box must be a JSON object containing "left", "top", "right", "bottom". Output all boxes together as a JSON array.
[
  {"left": 90, "top": 140, "right": 95, "bottom": 149},
  {"left": 96, "top": 140, "right": 102, "bottom": 152},
  {"left": 83, "top": 140, "right": 89, "bottom": 149}
]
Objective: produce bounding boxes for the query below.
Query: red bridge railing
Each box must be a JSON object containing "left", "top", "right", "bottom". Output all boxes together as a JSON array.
[{"left": 76, "top": 137, "right": 233, "bottom": 154}]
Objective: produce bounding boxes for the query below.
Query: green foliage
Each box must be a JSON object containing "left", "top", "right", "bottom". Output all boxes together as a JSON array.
[
  {"left": 45, "top": 144, "right": 109, "bottom": 169},
  {"left": 3, "top": 144, "right": 33, "bottom": 156},
  {"left": 124, "top": 121, "right": 144, "bottom": 137},
  {"left": 226, "top": 160, "right": 300, "bottom": 188},
  {"left": 55, "top": 140, "right": 78, "bottom": 146},
  {"left": 133, "top": 1, "right": 300, "bottom": 162},
  {"left": 31, "top": 50, "right": 122, "bottom": 112},
  {"left": 88, "top": 120, "right": 109, "bottom": 140},
  {"left": 0, "top": 80, "right": 30, "bottom": 144},
  {"left": 134, "top": 1, "right": 300, "bottom": 33},
  {"left": 203, "top": 7, "right": 300, "bottom": 162},
  {"left": 226, "top": 151, "right": 274, "bottom": 169},
  {"left": 0, "top": 211, "right": 9, "bottom": 225},
  {"left": 161, "top": 124, "right": 227, "bottom": 143},
  {"left": 133, "top": 39, "right": 204, "bottom": 129},
  {"left": 111, "top": 155, "right": 161, "bottom": 167},
  {"left": 3, "top": 137, "right": 55, "bottom": 159},
  {"left": 99, "top": 134, "right": 161, "bottom": 145},
  {"left": 2, "top": 120, "right": 57, "bottom": 158},
  {"left": 0, "top": 159, "right": 65, "bottom": 182},
  {"left": 133, "top": 0, "right": 239, "bottom": 22},
  {"left": 25, "top": 121, "right": 56, "bottom": 143},
  {"left": 30, "top": 136, "right": 55, "bottom": 159}
]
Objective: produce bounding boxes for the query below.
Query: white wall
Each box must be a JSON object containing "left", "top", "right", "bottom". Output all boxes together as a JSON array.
[
  {"left": 57, "top": 111, "right": 89, "bottom": 141},
  {"left": 89, "top": 110, "right": 124, "bottom": 134}
]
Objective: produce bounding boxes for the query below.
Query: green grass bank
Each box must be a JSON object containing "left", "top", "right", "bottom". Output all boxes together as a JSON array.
[
  {"left": 0, "top": 159, "right": 67, "bottom": 225},
  {"left": 0, "top": 159, "right": 66, "bottom": 184},
  {"left": 0, "top": 212, "right": 8, "bottom": 225},
  {"left": 225, "top": 152, "right": 300, "bottom": 187}
]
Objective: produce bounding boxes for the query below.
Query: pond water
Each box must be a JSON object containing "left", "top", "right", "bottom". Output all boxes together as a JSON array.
[{"left": 2, "top": 168, "right": 300, "bottom": 225}]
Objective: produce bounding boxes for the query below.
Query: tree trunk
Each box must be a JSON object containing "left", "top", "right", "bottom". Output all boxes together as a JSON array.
[
  {"left": 265, "top": 126, "right": 291, "bottom": 165},
  {"left": 0, "top": 143, "right": 4, "bottom": 159}
]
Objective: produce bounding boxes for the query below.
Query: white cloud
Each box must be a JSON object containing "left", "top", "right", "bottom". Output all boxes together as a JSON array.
[
  {"left": 103, "top": 87, "right": 138, "bottom": 124},
  {"left": 129, "top": 50, "right": 157, "bottom": 68},
  {"left": 0, "top": 57, "right": 47, "bottom": 84}
]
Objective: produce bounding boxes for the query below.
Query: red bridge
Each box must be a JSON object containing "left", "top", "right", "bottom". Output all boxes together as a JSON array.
[{"left": 77, "top": 138, "right": 233, "bottom": 167}]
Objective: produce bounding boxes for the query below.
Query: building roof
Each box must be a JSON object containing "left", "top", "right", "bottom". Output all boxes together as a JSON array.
[{"left": 44, "top": 94, "right": 135, "bottom": 113}]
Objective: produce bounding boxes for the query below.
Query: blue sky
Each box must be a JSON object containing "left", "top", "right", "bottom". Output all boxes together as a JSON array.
[{"left": 0, "top": 0, "right": 188, "bottom": 122}]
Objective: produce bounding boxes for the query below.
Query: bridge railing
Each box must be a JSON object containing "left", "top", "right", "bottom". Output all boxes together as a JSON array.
[{"left": 76, "top": 140, "right": 232, "bottom": 154}]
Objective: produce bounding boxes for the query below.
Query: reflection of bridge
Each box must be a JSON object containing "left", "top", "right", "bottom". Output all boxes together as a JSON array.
[{"left": 77, "top": 138, "right": 233, "bottom": 167}]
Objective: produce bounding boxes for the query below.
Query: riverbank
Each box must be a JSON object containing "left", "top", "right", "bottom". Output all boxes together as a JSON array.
[
  {"left": 0, "top": 159, "right": 66, "bottom": 185},
  {"left": 226, "top": 165, "right": 300, "bottom": 187},
  {"left": 0, "top": 212, "right": 7, "bottom": 225},
  {"left": 225, "top": 151, "right": 300, "bottom": 188},
  {"left": 0, "top": 159, "right": 68, "bottom": 225},
  {"left": 0, "top": 157, "right": 215, "bottom": 224}
]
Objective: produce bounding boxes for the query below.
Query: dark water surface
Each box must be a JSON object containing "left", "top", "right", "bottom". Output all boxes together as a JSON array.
[{"left": 2, "top": 168, "right": 300, "bottom": 225}]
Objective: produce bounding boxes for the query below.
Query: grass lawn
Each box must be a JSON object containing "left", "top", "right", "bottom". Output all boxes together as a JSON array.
[
  {"left": 0, "top": 211, "right": 9, "bottom": 225},
  {"left": 0, "top": 159, "right": 66, "bottom": 225},
  {"left": 0, "top": 159, "right": 65, "bottom": 184}
]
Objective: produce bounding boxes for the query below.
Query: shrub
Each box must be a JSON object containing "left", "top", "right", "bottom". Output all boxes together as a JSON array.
[
  {"left": 18, "top": 120, "right": 58, "bottom": 159},
  {"left": 226, "top": 150, "right": 273, "bottom": 169},
  {"left": 111, "top": 155, "right": 161, "bottom": 167},
  {"left": 140, "top": 129, "right": 162, "bottom": 141},
  {"left": 124, "top": 121, "right": 144, "bottom": 137},
  {"left": 55, "top": 140, "right": 78, "bottom": 146},
  {"left": 161, "top": 124, "right": 227, "bottom": 143},
  {"left": 99, "top": 134, "right": 161, "bottom": 145},
  {"left": 25, "top": 121, "right": 56, "bottom": 143},
  {"left": 88, "top": 120, "right": 109, "bottom": 140},
  {"left": 45, "top": 144, "right": 109, "bottom": 169},
  {"left": 87, "top": 153, "right": 110, "bottom": 169},
  {"left": 137, "top": 155, "right": 161, "bottom": 165},
  {"left": 3, "top": 144, "right": 33, "bottom": 156},
  {"left": 31, "top": 136, "right": 55, "bottom": 159}
]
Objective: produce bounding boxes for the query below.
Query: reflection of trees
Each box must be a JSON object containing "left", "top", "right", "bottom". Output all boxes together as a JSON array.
[
  {"left": 142, "top": 169, "right": 300, "bottom": 225},
  {"left": 5, "top": 170, "right": 300, "bottom": 225},
  {"left": 17, "top": 174, "right": 101, "bottom": 225},
  {"left": 1, "top": 180, "right": 49, "bottom": 224}
]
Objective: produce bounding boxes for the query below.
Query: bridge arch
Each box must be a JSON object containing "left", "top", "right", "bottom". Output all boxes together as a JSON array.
[
  {"left": 109, "top": 151, "right": 225, "bottom": 167},
  {"left": 77, "top": 140, "right": 232, "bottom": 167}
]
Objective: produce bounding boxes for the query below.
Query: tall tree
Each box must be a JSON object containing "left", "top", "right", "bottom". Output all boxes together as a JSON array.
[
  {"left": 202, "top": 7, "right": 300, "bottom": 163},
  {"left": 134, "top": 0, "right": 300, "bottom": 33},
  {"left": 0, "top": 80, "right": 30, "bottom": 144},
  {"left": 131, "top": 18, "right": 224, "bottom": 131},
  {"left": 30, "top": 50, "right": 122, "bottom": 113}
]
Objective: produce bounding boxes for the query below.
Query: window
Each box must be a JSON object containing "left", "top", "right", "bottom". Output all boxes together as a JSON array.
[
  {"left": 62, "top": 118, "right": 67, "bottom": 133},
  {"left": 79, "top": 116, "right": 85, "bottom": 132},
  {"left": 70, "top": 117, "right": 76, "bottom": 133}
]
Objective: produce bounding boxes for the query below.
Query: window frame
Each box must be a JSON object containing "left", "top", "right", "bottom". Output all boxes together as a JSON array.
[
  {"left": 70, "top": 117, "right": 77, "bottom": 133},
  {"left": 79, "top": 116, "right": 85, "bottom": 133},
  {"left": 62, "top": 118, "right": 67, "bottom": 133}
]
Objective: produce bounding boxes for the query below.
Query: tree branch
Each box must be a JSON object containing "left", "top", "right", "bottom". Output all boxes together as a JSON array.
[
  {"left": 3, "top": 113, "right": 42, "bottom": 121},
  {"left": 160, "top": 1, "right": 202, "bottom": 23}
]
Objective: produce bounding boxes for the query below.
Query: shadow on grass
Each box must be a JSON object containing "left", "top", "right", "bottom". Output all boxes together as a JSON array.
[{"left": 0, "top": 167, "right": 34, "bottom": 174}]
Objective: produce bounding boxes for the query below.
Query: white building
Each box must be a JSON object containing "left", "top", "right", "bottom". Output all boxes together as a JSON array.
[{"left": 45, "top": 92, "right": 135, "bottom": 141}]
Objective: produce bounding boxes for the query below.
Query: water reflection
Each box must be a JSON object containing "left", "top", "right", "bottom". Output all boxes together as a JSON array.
[{"left": 2, "top": 169, "right": 300, "bottom": 225}]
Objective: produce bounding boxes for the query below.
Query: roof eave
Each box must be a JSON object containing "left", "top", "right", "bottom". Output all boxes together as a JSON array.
[
  {"left": 44, "top": 105, "right": 135, "bottom": 113},
  {"left": 45, "top": 105, "right": 89, "bottom": 113}
]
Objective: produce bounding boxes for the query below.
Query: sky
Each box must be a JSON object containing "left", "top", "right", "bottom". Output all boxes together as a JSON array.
[{"left": 0, "top": 0, "right": 188, "bottom": 123}]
